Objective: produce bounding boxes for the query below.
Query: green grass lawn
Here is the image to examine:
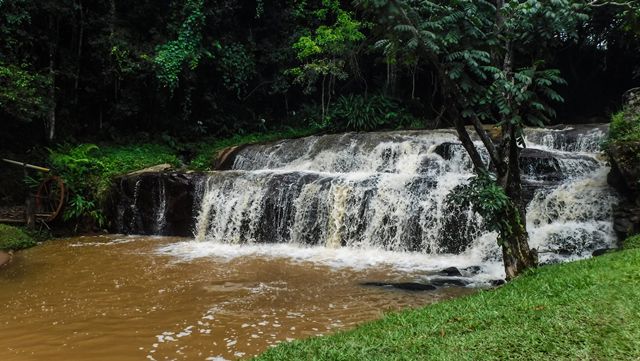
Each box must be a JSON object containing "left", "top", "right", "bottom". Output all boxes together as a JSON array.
[{"left": 256, "top": 244, "right": 640, "bottom": 360}]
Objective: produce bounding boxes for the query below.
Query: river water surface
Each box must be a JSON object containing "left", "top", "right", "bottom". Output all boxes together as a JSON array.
[{"left": 0, "top": 236, "right": 474, "bottom": 361}]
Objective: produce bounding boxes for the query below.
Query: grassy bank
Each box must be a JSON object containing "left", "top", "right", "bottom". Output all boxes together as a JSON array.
[
  {"left": 189, "top": 126, "right": 320, "bottom": 170},
  {"left": 257, "top": 243, "right": 640, "bottom": 360},
  {"left": 47, "top": 126, "right": 320, "bottom": 225},
  {"left": 0, "top": 224, "right": 37, "bottom": 251}
]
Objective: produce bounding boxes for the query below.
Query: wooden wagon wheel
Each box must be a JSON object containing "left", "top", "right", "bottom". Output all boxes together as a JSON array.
[{"left": 35, "top": 176, "right": 66, "bottom": 221}]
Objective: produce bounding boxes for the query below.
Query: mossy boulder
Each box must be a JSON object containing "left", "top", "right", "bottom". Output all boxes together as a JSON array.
[
  {"left": 0, "top": 224, "right": 37, "bottom": 251},
  {"left": 608, "top": 88, "right": 640, "bottom": 240}
]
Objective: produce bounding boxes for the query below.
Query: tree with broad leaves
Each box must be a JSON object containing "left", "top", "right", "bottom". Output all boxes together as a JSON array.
[{"left": 356, "top": 0, "right": 595, "bottom": 279}]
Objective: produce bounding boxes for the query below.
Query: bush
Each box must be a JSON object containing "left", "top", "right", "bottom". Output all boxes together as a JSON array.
[
  {"left": 189, "top": 126, "right": 320, "bottom": 170},
  {"left": 0, "top": 224, "right": 37, "bottom": 251},
  {"left": 329, "top": 94, "right": 420, "bottom": 131},
  {"left": 609, "top": 110, "right": 640, "bottom": 144},
  {"left": 49, "top": 143, "right": 180, "bottom": 225},
  {"left": 624, "top": 234, "right": 640, "bottom": 250}
]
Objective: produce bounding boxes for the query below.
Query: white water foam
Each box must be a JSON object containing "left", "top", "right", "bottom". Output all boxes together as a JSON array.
[
  {"left": 157, "top": 236, "right": 505, "bottom": 282},
  {"left": 154, "top": 125, "right": 618, "bottom": 282}
]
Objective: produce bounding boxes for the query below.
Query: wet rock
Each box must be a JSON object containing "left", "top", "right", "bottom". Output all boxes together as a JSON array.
[
  {"left": 433, "top": 142, "right": 464, "bottom": 160},
  {"left": 361, "top": 282, "right": 437, "bottom": 291},
  {"left": 439, "top": 267, "right": 462, "bottom": 277},
  {"left": 429, "top": 278, "right": 470, "bottom": 287},
  {"left": 607, "top": 90, "right": 640, "bottom": 240},
  {"left": 104, "top": 172, "right": 206, "bottom": 236},
  {"left": 127, "top": 164, "right": 173, "bottom": 175},
  {"left": 592, "top": 248, "right": 611, "bottom": 257},
  {"left": 462, "top": 266, "right": 482, "bottom": 275},
  {"left": 212, "top": 145, "right": 248, "bottom": 170},
  {"left": 526, "top": 124, "right": 609, "bottom": 152},
  {"left": 520, "top": 148, "right": 563, "bottom": 181}
]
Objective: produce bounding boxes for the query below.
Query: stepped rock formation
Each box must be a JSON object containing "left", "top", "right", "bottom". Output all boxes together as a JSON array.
[{"left": 106, "top": 125, "right": 618, "bottom": 267}]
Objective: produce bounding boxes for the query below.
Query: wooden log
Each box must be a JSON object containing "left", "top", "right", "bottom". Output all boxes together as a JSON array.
[{"left": 2, "top": 158, "right": 50, "bottom": 172}]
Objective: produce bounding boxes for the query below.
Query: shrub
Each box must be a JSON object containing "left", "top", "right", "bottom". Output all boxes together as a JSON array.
[
  {"left": 609, "top": 110, "right": 640, "bottom": 144},
  {"left": 329, "top": 94, "right": 419, "bottom": 131},
  {"left": 624, "top": 234, "right": 640, "bottom": 250},
  {"left": 49, "top": 143, "right": 180, "bottom": 226},
  {"left": 0, "top": 224, "right": 37, "bottom": 251}
]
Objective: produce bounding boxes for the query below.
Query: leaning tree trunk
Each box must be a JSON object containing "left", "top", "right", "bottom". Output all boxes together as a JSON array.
[{"left": 499, "top": 125, "right": 537, "bottom": 280}]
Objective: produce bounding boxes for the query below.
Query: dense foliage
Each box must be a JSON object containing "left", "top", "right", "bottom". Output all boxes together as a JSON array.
[
  {"left": 0, "top": 0, "right": 638, "bottom": 149},
  {"left": 447, "top": 172, "right": 519, "bottom": 247},
  {"left": 0, "top": 224, "right": 37, "bottom": 251},
  {"left": 49, "top": 143, "right": 180, "bottom": 225},
  {"left": 609, "top": 97, "right": 640, "bottom": 144},
  {"left": 1, "top": 0, "right": 639, "bottom": 234}
]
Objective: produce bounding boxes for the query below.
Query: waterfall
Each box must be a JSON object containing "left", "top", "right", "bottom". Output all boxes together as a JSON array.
[
  {"left": 154, "top": 177, "right": 168, "bottom": 235},
  {"left": 191, "top": 125, "right": 618, "bottom": 269}
]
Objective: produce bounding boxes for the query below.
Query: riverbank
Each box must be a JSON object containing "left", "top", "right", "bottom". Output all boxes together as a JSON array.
[{"left": 256, "top": 237, "right": 640, "bottom": 360}]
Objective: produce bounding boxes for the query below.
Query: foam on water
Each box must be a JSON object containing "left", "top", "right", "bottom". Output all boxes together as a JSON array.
[
  {"left": 157, "top": 238, "right": 505, "bottom": 282},
  {"left": 157, "top": 125, "right": 618, "bottom": 281}
]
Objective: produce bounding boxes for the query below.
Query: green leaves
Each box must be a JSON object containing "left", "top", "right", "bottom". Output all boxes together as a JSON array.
[
  {"left": 329, "top": 94, "right": 412, "bottom": 131},
  {"left": 447, "top": 172, "right": 519, "bottom": 245},
  {"left": 153, "top": 0, "right": 206, "bottom": 90},
  {"left": 0, "top": 63, "right": 52, "bottom": 122},
  {"left": 50, "top": 143, "right": 180, "bottom": 225},
  {"left": 216, "top": 42, "right": 256, "bottom": 98},
  {"left": 290, "top": 3, "right": 365, "bottom": 83}
]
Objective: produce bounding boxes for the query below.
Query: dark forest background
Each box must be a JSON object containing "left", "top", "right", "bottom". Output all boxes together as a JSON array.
[{"left": 1, "top": 0, "right": 639, "bottom": 152}]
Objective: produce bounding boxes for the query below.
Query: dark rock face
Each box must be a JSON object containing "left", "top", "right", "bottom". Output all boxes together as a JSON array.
[
  {"left": 361, "top": 282, "right": 437, "bottom": 291},
  {"left": 520, "top": 149, "right": 563, "bottom": 181},
  {"left": 439, "top": 266, "right": 462, "bottom": 277},
  {"left": 607, "top": 90, "right": 640, "bottom": 240},
  {"left": 104, "top": 172, "right": 206, "bottom": 236},
  {"left": 592, "top": 248, "right": 611, "bottom": 257}
]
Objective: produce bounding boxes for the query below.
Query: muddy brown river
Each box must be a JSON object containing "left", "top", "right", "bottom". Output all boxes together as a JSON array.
[{"left": 0, "top": 236, "right": 475, "bottom": 360}]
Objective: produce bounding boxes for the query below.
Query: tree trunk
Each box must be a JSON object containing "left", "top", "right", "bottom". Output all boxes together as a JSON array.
[
  {"left": 74, "top": 0, "right": 84, "bottom": 107},
  {"left": 321, "top": 75, "right": 326, "bottom": 121},
  {"left": 47, "top": 16, "right": 58, "bottom": 142},
  {"left": 411, "top": 61, "right": 417, "bottom": 100},
  {"left": 500, "top": 207, "right": 535, "bottom": 280},
  {"left": 499, "top": 125, "right": 537, "bottom": 280}
]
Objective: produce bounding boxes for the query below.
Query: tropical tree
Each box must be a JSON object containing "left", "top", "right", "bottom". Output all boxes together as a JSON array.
[
  {"left": 289, "top": 0, "right": 365, "bottom": 121},
  {"left": 358, "top": 0, "right": 590, "bottom": 279}
]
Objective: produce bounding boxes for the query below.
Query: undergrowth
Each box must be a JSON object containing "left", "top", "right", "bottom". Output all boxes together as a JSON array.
[
  {"left": 188, "top": 126, "right": 320, "bottom": 170},
  {"left": 0, "top": 224, "right": 37, "bottom": 251},
  {"left": 49, "top": 143, "right": 180, "bottom": 226}
]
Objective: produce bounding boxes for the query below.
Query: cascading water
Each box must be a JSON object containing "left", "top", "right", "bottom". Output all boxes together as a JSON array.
[{"left": 169, "top": 124, "right": 618, "bottom": 280}]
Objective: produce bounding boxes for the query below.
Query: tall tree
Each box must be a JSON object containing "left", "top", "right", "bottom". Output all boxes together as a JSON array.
[
  {"left": 359, "top": 0, "right": 589, "bottom": 279},
  {"left": 289, "top": 0, "right": 365, "bottom": 121}
]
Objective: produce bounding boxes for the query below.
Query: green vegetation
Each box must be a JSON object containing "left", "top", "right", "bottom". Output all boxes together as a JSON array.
[
  {"left": 328, "top": 94, "right": 420, "bottom": 131},
  {"left": 1, "top": 1, "right": 638, "bottom": 149},
  {"left": 189, "top": 126, "right": 321, "bottom": 170},
  {"left": 154, "top": 0, "right": 206, "bottom": 90},
  {"left": 0, "top": 224, "right": 37, "bottom": 251},
  {"left": 0, "top": 62, "right": 52, "bottom": 122},
  {"left": 257, "top": 243, "right": 640, "bottom": 361},
  {"left": 448, "top": 172, "right": 520, "bottom": 247},
  {"left": 624, "top": 234, "right": 640, "bottom": 250},
  {"left": 609, "top": 108, "right": 640, "bottom": 144},
  {"left": 49, "top": 143, "right": 180, "bottom": 225},
  {"left": 49, "top": 127, "right": 321, "bottom": 222},
  {"left": 607, "top": 92, "right": 640, "bottom": 170}
]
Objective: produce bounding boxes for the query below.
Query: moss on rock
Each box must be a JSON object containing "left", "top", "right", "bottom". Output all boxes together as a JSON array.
[{"left": 0, "top": 224, "right": 37, "bottom": 251}]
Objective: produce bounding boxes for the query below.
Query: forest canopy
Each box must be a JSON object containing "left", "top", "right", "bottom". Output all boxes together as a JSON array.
[{"left": 0, "top": 0, "right": 639, "bottom": 149}]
